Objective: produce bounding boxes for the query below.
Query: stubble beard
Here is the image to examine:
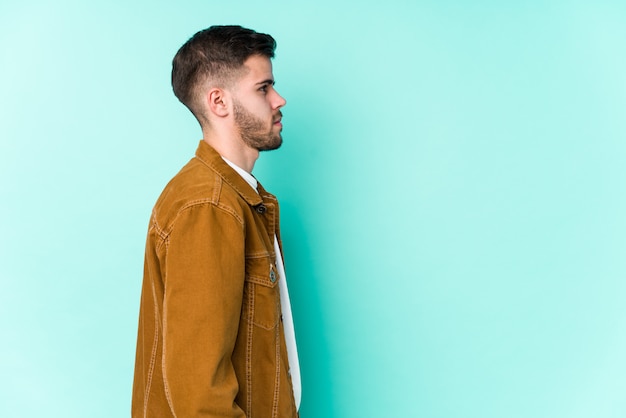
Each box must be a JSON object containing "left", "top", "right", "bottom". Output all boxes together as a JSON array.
[{"left": 233, "top": 100, "right": 282, "bottom": 152}]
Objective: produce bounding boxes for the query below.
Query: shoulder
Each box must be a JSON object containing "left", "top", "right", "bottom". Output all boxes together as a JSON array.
[{"left": 151, "top": 157, "right": 248, "bottom": 234}]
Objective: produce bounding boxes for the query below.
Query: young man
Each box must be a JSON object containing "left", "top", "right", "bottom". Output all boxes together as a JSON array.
[{"left": 132, "top": 26, "right": 300, "bottom": 417}]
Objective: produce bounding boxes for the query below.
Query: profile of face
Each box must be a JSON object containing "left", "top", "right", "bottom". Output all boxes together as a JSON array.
[{"left": 231, "top": 55, "right": 286, "bottom": 151}]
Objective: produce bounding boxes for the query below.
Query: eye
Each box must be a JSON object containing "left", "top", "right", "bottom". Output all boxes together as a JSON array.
[{"left": 259, "top": 84, "right": 269, "bottom": 93}]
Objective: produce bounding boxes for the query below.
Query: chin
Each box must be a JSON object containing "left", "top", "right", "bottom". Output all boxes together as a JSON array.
[{"left": 258, "top": 137, "right": 283, "bottom": 152}]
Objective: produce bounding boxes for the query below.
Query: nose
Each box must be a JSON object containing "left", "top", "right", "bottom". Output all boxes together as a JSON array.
[{"left": 273, "top": 89, "right": 286, "bottom": 109}]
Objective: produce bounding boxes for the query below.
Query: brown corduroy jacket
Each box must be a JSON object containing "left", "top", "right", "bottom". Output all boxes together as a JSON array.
[{"left": 132, "top": 140, "right": 298, "bottom": 418}]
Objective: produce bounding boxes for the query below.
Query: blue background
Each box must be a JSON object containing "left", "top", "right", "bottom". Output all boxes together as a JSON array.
[{"left": 1, "top": 1, "right": 625, "bottom": 417}]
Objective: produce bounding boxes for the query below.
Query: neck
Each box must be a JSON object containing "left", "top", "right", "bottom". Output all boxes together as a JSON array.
[{"left": 202, "top": 128, "right": 259, "bottom": 173}]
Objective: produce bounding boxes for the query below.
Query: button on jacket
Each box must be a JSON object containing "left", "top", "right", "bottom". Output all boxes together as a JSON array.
[{"left": 132, "top": 140, "right": 298, "bottom": 418}]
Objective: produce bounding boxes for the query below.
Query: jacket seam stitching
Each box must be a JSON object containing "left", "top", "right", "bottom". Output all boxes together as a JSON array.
[
  {"left": 175, "top": 199, "right": 244, "bottom": 226},
  {"left": 246, "top": 251, "right": 271, "bottom": 259},
  {"left": 246, "top": 283, "right": 254, "bottom": 417},
  {"left": 272, "top": 312, "right": 281, "bottom": 418},
  {"left": 152, "top": 213, "right": 168, "bottom": 252},
  {"left": 161, "top": 240, "right": 178, "bottom": 418},
  {"left": 155, "top": 200, "right": 245, "bottom": 251},
  {"left": 143, "top": 277, "right": 160, "bottom": 418}
]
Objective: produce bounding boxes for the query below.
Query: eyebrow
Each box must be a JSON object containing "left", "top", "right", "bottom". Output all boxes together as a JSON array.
[{"left": 255, "top": 79, "right": 275, "bottom": 86}]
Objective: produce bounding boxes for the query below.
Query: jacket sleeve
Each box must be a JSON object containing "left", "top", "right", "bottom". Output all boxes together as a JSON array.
[{"left": 162, "top": 203, "right": 246, "bottom": 417}]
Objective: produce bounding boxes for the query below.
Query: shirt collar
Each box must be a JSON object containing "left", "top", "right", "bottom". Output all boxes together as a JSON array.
[{"left": 222, "top": 156, "right": 259, "bottom": 194}]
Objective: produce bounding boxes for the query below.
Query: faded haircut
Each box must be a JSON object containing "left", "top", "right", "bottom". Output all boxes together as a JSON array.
[{"left": 171, "top": 25, "right": 276, "bottom": 124}]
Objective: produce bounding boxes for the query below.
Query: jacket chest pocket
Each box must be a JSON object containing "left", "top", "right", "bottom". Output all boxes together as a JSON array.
[{"left": 243, "top": 255, "right": 280, "bottom": 330}]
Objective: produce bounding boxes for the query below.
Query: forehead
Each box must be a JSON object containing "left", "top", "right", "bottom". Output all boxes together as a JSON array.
[{"left": 239, "top": 55, "right": 274, "bottom": 84}]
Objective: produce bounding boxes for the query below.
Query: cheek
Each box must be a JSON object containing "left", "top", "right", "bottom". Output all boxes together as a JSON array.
[
  {"left": 246, "top": 98, "right": 270, "bottom": 116},
  {"left": 255, "top": 102, "right": 273, "bottom": 120}
]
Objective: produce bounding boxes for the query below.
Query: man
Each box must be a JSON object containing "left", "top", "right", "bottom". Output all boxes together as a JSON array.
[{"left": 132, "top": 25, "right": 300, "bottom": 418}]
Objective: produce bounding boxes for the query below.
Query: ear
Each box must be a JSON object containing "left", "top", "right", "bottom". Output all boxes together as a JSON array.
[{"left": 207, "top": 88, "right": 230, "bottom": 117}]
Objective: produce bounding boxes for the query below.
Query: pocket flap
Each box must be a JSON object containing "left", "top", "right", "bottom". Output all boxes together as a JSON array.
[{"left": 245, "top": 254, "right": 279, "bottom": 288}]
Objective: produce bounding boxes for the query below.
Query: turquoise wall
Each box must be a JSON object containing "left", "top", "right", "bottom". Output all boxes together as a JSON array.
[{"left": 1, "top": 1, "right": 625, "bottom": 417}]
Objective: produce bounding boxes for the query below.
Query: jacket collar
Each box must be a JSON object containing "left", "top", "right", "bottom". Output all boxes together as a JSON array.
[{"left": 194, "top": 140, "right": 264, "bottom": 207}]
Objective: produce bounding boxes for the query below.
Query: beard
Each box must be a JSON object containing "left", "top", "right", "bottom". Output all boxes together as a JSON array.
[{"left": 233, "top": 99, "right": 282, "bottom": 152}]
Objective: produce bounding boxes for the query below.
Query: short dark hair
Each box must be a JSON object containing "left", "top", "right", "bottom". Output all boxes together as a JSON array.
[{"left": 171, "top": 25, "right": 276, "bottom": 121}]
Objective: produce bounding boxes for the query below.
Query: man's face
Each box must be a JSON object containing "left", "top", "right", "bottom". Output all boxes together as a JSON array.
[{"left": 232, "top": 55, "right": 286, "bottom": 151}]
